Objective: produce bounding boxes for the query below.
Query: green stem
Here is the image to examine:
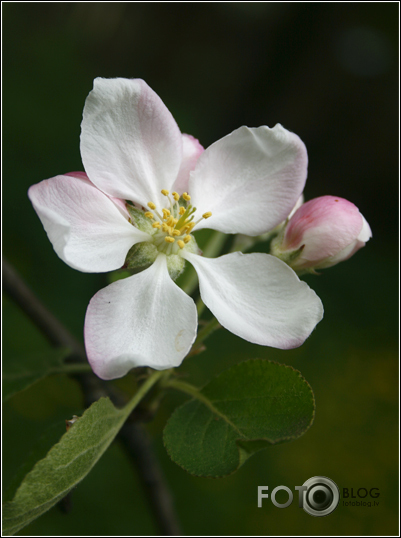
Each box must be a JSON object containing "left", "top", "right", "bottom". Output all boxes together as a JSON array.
[
  {"left": 162, "top": 378, "right": 203, "bottom": 400},
  {"left": 123, "top": 369, "right": 171, "bottom": 417},
  {"left": 180, "top": 231, "right": 227, "bottom": 296},
  {"left": 190, "top": 316, "right": 221, "bottom": 355},
  {"left": 202, "top": 230, "right": 228, "bottom": 258},
  {"left": 196, "top": 297, "right": 205, "bottom": 317},
  {"left": 52, "top": 363, "right": 93, "bottom": 375},
  {"left": 229, "top": 229, "right": 281, "bottom": 254}
]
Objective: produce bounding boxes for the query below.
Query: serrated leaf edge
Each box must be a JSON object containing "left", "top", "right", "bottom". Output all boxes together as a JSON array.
[{"left": 163, "top": 359, "right": 315, "bottom": 478}]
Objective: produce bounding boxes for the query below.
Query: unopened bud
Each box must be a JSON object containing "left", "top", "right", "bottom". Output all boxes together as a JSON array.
[{"left": 271, "top": 195, "right": 372, "bottom": 272}]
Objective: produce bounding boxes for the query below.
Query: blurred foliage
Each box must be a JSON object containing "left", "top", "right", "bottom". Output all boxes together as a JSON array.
[{"left": 2, "top": 2, "right": 398, "bottom": 535}]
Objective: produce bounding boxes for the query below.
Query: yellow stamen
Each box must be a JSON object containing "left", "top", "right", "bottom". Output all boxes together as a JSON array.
[
  {"left": 202, "top": 211, "right": 212, "bottom": 219},
  {"left": 166, "top": 216, "right": 175, "bottom": 226},
  {"left": 161, "top": 223, "right": 169, "bottom": 232},
  {"left": 144, "top": 212, "right": 154, "bottom": 219},
  {"left": 152, "top": 222, "right": 161, "bottom": 229},
  {"left": 161, "top": 189, "right": 170, "bottom": 196},
  {"left": 184, "top": 235, "right": 191, "bottom": 244},
  {"left": 162, "top": 208, "right": 170, "bottom": 219},
  {"left": 185, "top": 222, "right": 195, "bottom": 233},
  {"left": 172, "top": 191, "right": 180, "bottom": 201},
  {"left": 183, "top": 192, "right": 191, "bottom": 201},
  {"left": 172, "top": 229, "right": 181, "bottom": 236},
  {"left": 177, "top": 240, "right": 185, "bottom": 249},
  {"left": 148, "top": 202, "right": 156, "bottom": 210},
  {"left": 179, "top": 206, "right": 186, "bottom": 215},
  {"left": 165, "top": 236, "right": 175, "bottom": 243}
]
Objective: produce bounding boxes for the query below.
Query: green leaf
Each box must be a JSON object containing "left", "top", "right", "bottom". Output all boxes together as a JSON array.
[
  {"left": 2, "top": 349, "right": 72, "bottom": 401},
  {"left": 2, "top": 370, "right": 166, "bottom": 535},
  {"left": 163, "top": 359, "right": 315, "bottom": 477},
  {"left": 2, "top": 398, "right": 126, "bottom": 536}
]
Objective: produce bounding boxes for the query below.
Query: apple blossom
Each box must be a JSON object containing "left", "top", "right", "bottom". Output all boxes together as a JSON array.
[
  {"left": 270, "top": 195, "right": 372, "bottom": 272},
  {"left": 28, "top": 77, "right": 323, "bottom": 380},
  {"left": 230, "top": 194, "right": 305, "bottom": 253}
]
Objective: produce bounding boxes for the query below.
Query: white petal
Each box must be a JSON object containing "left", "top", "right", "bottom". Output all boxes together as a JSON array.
[
  {"left": 172, "top": 134, "right": 204, "bottom": 194},
  {"left": 189, "top": 125, "right": 308, "bottom": 235},
  {"left": 288, "top": 194, "right": 304, "bottom": 219},
  {"left": 28, "top": 174, "right": 149, "bottom": 273},
  {"left": 80, "top": 78, "right": 183, "bottom": 208},
  {"left": 317, "top": 213, "right": 372, "bottom": 269},
  {"left": 84, "top": 254, "right": 198, "bottom": 379},
  {"left": 357, "top": 214, "right": 372, "bottom": 242},
  {"left": 183, "top": 251, "right": 323, "bottom": 349}
]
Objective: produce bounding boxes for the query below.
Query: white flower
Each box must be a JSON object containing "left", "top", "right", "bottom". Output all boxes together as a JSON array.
[{"left": 28, "top": 78, "right": 323, "bottom": 380}]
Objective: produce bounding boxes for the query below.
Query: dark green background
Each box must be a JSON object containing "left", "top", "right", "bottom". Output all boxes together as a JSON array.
[{"left": 3, "top": 3, "right": 398, "bottom": 535}]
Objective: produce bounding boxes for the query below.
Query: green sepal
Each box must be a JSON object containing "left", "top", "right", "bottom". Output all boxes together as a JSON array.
[
  {"left": 183, "top": 234, "right": 200, "bottom": 255},
  {"left": 125, "top": 242, "right": 158, "bottom": 271},
  {"left": 270, "top": 232, "right": 305, "bottom": 267},
  {"left": 166, "top": 255, "right": 186, "bottom": 280},
  {"left": 126, "top": 204, "right": 154, "bottom": 234}
]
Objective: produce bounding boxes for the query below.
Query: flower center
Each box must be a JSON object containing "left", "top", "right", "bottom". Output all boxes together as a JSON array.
[{"left": 145, "top": 189, "right": 212, "bottom": 255}]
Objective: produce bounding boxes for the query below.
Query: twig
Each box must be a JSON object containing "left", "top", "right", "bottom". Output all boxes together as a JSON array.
[
  {"left": 2, "top": 257, "right": 181, "bottom": 536},
  {"left": 2, "top": 258, "right": 85, "bottom": 359},
  {"left": 119, "top": 422, "right": 181, "bottom": 536}
]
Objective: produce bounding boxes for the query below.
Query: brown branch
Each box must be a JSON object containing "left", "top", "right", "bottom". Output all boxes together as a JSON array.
[
  {"left": 2, "top": 257, "right": 181, "bottom": 536},
  {"left": 2, "top": 258, "right": 85, "bottom": 359},
  {"left": 119, "top": 422, "right": 181, "bottom": 536}
]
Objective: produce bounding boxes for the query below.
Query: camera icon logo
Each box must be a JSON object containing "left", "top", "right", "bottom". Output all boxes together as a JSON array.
[{"left": 300, "top": 476, "right": 340, "bottom": 517}]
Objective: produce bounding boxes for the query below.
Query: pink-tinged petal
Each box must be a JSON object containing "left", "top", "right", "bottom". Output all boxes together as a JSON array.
[
  {"left": 283, "top": 196, "right": 362, "bottom": 254},
  {"left": 183, "top": 251, "right": 323, "bottom": 349},
  {"left": 80, "top": 78, "right": 183, "bottom": 208},
  {"left": 280, "top": 196, "right": 371, "bottom": 270},
  {"left": 28, "top": 174, "right": 150, "bottom": 273},
  {"left": 172, "top": 134, "right": 204, "bottom": 194},
  {"left": 65, "top": 171, "right": 88, "bottom": 180},
  {"left": 188, "top": 125, "right": 308, "bottom": 235},
  {"left": 84, "top": 254, "right": 197, "bottom": 379},
  {"left": 65, "top": 171, "right": 129, "bottom": 219},
  {"left": 314, "top": 214, "right": 372, "bottom": 269}
]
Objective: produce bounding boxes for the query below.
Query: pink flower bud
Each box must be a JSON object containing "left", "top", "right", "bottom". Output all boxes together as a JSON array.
[{"left": 271, "top": 195, "right": 372, "bottom": 272}]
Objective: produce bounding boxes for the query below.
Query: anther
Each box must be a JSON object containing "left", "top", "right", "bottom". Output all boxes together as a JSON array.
[
  {"left": 161, "top": 223, "right": 169, "bottom": 232},
  {"left": 165, "top": 236, "right": 175, "bottom": 243},
  {"left": 183, "top": 192, "right": 191, "bottom": 201},
  {"left": 177, "top": 240, "right": 185, "bottom": 249},
  {"left": 172, "top": 191, "right": 180, "bottom": 201},
  {"left": 172, "top": 229, "right": 181, "bottom": 236},
  {"left": 202, "top": 212, "right": 212, "bottom": 219},
  {"left": 179, "top": 206, "right": 186, "bottom": 215},
  {"left": 184, "top": 235, "right": 191, "bottom": 243},
  {"left": 161, "top": 189, "right": 170, "bottom": 196},
  {"left": 148, "top": 202, "right": 156, "bottom": 210},
  {"left": 152, "top": 222, "right": 161, "bottom": 229},
  {"left": 144, "top": 212, "right": 154, "bottom": 219},
  {"left": 162, "top": 208, "right": 170, "bottom": 219}
]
